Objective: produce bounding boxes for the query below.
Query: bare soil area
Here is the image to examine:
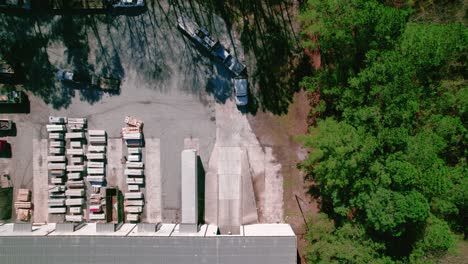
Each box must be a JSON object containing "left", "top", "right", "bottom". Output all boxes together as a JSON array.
[{"left": 248, "top": 89, "right": 317, "bottom": 263}]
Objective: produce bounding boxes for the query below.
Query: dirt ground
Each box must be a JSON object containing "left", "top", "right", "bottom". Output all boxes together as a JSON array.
[{"left": 248, "top": 89, "right": 318, "bottom": 263}]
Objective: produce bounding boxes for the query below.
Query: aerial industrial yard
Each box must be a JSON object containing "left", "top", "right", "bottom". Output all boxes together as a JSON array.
[{"left": 0, "top": 0, "right": 294, "bottom": 263}]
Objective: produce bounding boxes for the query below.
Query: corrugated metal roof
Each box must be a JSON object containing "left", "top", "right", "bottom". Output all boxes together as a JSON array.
[{"left": 0, "top": 236, "right": 296, "bottom": 264}]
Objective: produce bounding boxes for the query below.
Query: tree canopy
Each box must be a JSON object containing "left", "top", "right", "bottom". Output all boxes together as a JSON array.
[{"left": 299, "top": 0, "right": 466, "bottom": 262}]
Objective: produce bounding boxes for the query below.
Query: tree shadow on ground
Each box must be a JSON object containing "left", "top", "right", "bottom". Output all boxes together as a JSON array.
[{"left": 188, "top": 0, "right": 306, "bottom": 115}]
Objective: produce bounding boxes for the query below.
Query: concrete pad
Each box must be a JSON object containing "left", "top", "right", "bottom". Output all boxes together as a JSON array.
[
  {"left": 171, "top": 224, "right": 208, "bottom": 237},
  {"left": 32, "top": 139, "right": 48, "bottom": 223},
  {"left": 243, "top": 224, "right": 295, "bottom": 237},
  {"left": 128, "top": 223, "right": 176, "bottom": 237},
  {"left": 145, "top": 138, "right": 161, "bottom": 223},
  {"left": 48, "top": 223, "right": 136, "bottom": 236},
  {"left": 106, "top": 139, "right": 123, "bottom": 189},
  {"left": 241, "top": 150, "right": 258, "bottom": 225},
  {"left": 0, "top": 223, "right": 55, "bottom": 236},
  {"left": 203, "top": 147, "right": 218, "bottom": 224}
]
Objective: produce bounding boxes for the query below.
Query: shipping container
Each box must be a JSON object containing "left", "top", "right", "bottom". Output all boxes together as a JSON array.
[
  {"left": 70, "top": 156, "right": 83, "bottom": 164},
  {"left": 48, "top": 199, "right": 65, "bottom": 206},
  {"left": 69, "top": 206, "right": 82, "bottom": 214},
  {"left": 124, "top": 200, "right": 144, "bottom": 206},
  {"left": 89, "top": 213, "right": 106, "bottom": 220},
  {"left": 67, "top": 124, "right": 84, "bottom": 131},
  {"left": 48, "top": 185, "right": 66, "bottom": 193},
  {"left": 88, "top": 168, "right": 105, "bottom": 174},
  {"left": 88, "top": 130, "right": 106, "bottom": 136},
  {"left": 86, "top": 175, "right": 105, "bottom": 182},
  {"left": 123, "top": 133, "right": 142, "bottom": 140},
  {"left": 89, "top": 204, "right": 101, "bottom": 213},
  {"left": 65, "top": 132, "right": 85, "bottom": 139},
  {"left": 51, "top": 177, "right": 64, "bottom": 184},
  {"left": 66, "top": 180, "right": 85, "bottom": 188}
]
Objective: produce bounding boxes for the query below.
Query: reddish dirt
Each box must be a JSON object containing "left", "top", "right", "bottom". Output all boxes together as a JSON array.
[{"left": 248, "top": 90, "right": 319, "bottom": 264}]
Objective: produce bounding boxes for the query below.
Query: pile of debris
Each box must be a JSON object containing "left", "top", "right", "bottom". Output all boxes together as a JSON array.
[
  {"left": 122, "top": 116, "right": 145, "bottom": 222},
  {"left": 14, "top": 189, "right": 31, "bottom": 222}
]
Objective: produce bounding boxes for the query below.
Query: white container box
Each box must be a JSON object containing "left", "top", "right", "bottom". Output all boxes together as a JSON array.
[
  {"left": 89, "top": 137, "right": 106, "bottom": 144},
  {"left": 47, "top": 156, "right": 66, "bottom": 163},
  {"left": 65, "top": 189, "right": 85, "bottom": 197},
  {"left": 126, "top": 162, "right": 144, "bottom": 169},
  {"left": 48, "top": 163, "right": 66, "bottom": 170},
  {"left": 123, "top": 133, "right": 142, "bottom": 140},
  {"left": 126, "top": 177, "right": 144, "bottom": 185},
  {"left": 66, "top": 165, "right": 85, "bottom": 172},
  {"left": 68, "top": 118, "right": 87, "bottom": 124},
  {"left": 124, "top": 206, "right": 143, "bottom": 213},
  {"left": 88, "top": 168, "right": 104, "bottom": 174},
  {"left": 86, "top": 176, "right": 105, "bottom": 182},
  {"left": 49, "top": 207, "right": 67, "bottom": 214},
  {"left": 51, "top": 177, "right": 64, "bottom": 184},
  {"left": 128, "top": 185, "right": 139, "bottom": 192},
  {"left": 50, "top": 170, "right": 65, "bottom": 176},
  {"left": 127, "top": 147, "right": 142, "bottom": 154},
  {"left": 86, "top": 153, "right": 106, "bottom": 160},
  {"left": 65, "top": 215, "right": 83, "bottom": 222},
  {"left": 124, "top": 200, "right": 144, "bottom": 206},
  {"left": 70, "top": 141, "right": 82, "bottom": 148},
  {"left": 49, "top": 147, "right": 64, "bottom": 155},
  {"left": 126, "top": 214, "right": 139, "bottom": 222},
  {"left": 65, "top": 132, "right": 85, "bottom": 139},
  {"left": 87, "top": 161, "right": 105, "bottom": 168},
  {"left": 66, "top": 181, "right": 85, "bottom": 188},
  {"left": 49, "top": 116, "right": 67, "bottom": 124},
  {"left": 69, "top": 206, "right": 82, "bottom": 214},
  {"left": 48, "top": 198, "right": 65, "bottom": 206},
  {"left": 65, "top": 198, "right": 84, "bottom": 206},
  {"left": 127, "top": 155, "right": 141, "bottom": 162},
  {"left": 46, "top": 124, "right": 66, "bottom": 132},
  {"left": 88, "top": 130, "right": 106, "bottom": 136},
  {"left": 49, "top": 133, "right": 64, "bottom": 140},
  {"left": 50, "top": 141, "right": 65, "bottom": 148},
  {"left": 89, "top": 213, "right": 106, "bottom": 220},
  {"left": 48, "top": 185, "right": 66, "bottom": 193},
  {"left": 70, "top": 157, "right": 83, "bottom": 164},
  {"left": 124, "top": 192, "right": 143, "bottom": 199},
  {"left": 124, "top": 169, "right": 143, "bottom": 176},
  {"left": 67, "top": 172, "right": 82, "bottom": 180},
  {"left": 88, "top": 145, "right": 106, "bottom": 153},
  {"left": 66, "top": 148, "right": 84, "bottom": 156},
  {"left": 67, "top": 124, "right": 84, "bottom": 131}
]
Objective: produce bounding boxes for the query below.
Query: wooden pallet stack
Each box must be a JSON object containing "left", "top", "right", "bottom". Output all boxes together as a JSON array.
[{"left": 15, "top": 189, "right": 31, "bottom": 222}]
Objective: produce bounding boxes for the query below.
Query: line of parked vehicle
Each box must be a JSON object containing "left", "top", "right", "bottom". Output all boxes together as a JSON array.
[{"left": 177, "top": 15, "right": 249, "bottom": 106}]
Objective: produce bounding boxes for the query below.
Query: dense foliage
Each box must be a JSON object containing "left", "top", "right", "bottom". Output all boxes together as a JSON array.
[{"left": 299, "top": 0, "right": 467, "bottom": 262}]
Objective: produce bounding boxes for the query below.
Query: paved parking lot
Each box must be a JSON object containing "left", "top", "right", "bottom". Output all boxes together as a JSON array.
[{"left": 0, "top": 1, "right": 284, "bottom": 228}]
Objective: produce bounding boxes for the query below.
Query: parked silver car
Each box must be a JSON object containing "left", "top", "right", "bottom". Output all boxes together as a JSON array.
[{"left": 233, "top": 77, "right": 248, "bottom": 106}]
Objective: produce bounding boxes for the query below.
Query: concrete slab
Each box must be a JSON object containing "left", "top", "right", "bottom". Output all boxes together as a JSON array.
[
  {"left": 145, "top": 138, "right": 161, "bottom": 223},
  {"left": 263, "top": 148, "right": 284, "bottom": 223},
  {"left": 171, "top": 224, "right": 208, "bottom": 237},
  {"left": 32, "top": 139, "right": 48, "bottom": 223},
  {"left": 106, "top": 139, "right": 124, "bottom": 190},
  {"left": 48, "top": 223, "right": 136, "bottom": 236},
  {"left": 0, "top": 223, "right": 55, "bottom": 236},
  {"left": 241, "top": 150, "right": 258, "bottom": 225},
  {"left": 128, "top": 223, "right": 176, "bottom": 237}
]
